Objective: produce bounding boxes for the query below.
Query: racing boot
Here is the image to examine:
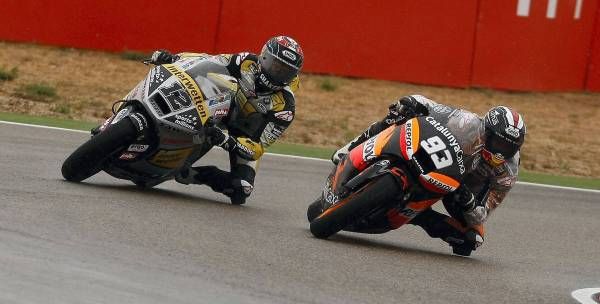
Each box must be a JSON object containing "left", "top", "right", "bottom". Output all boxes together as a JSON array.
[
  {"left": 176, "top": 166, "right": 250, "bottom": 205},
  {"left": 410, "top": 208, "right": 484, "bottom": 256}
]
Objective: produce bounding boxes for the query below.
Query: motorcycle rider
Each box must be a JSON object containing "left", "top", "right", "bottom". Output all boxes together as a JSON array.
[
  {"left": 331, "top": 95, "right": 526, "bottom": 256},
  {"left": 147, "top": 36, "right": 303, "bottom": 205}
]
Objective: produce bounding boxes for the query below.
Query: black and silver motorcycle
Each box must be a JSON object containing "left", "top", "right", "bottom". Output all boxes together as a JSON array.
[{"left": 62, "top": 56, "right": 240, "bottom": 190}]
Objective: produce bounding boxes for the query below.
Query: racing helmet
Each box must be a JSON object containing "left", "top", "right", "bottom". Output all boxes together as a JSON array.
[
  {"left": 257, "top": 36, "right": 304, "bottom": 91},
  {"left": 482, "top": 106, "right": 526, "bottom": 166}
]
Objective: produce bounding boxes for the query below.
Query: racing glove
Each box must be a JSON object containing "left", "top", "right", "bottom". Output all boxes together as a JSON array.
[
  {"left": 149, "top": 50, "right": 179, "bottom": 65},
  {"left": 454, "top": 185, "right": 489, "bottom": 226},
  {"left": 206, "top": 126, "right": 233, "bottom": 148},
  {"left": 453, "top": 185, "right": 476, "bottom": 212},
  {"left": 386, "top": 96, "right": 430, "bottom": 125},
  {"left": 206, "top": 127, "right": 264, "bottom": 161}
]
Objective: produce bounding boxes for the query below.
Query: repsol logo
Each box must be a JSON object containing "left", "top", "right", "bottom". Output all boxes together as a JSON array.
[
  {"left": 165, "top": 65, "right": 208, "bottom": 122},
  {"left": 405, "top": 120, "right": 414, "bottom": 155},
  {"left": 423, "top": 175, "right": 453, "bottom": 193}
]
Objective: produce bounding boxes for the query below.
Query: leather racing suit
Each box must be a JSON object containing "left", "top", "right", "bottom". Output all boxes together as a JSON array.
[
  {"left": 153, "top": 51, "right": 298, "bottom": 204},
  {"left": 333, "top": 95, "right": 520, "bottom": 255}
]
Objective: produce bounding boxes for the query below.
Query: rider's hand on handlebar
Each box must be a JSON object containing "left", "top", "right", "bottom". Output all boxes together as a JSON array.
[
  {"left": 386, "top": 96, "right": 429, "bottom": 125},
  {"left": 453, "top": 185, "right": 476, "bottom": 212},
  {"left": 147, "top": 50, "right": 178, "bottom": 65},
  {"left": 206, "top": 127, "right": 230, "bottom": 148}
]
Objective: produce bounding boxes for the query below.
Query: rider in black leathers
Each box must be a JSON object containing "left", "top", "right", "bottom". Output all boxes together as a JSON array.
[{"left": 148, "top": 36, "right": 304, "bottom": 204}]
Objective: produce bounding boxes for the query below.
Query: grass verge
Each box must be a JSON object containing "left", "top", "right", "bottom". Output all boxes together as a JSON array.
[
  {"left": 0, "top": 66, "right": 18, "bottom": 81},
  {"left": 0, "top": 112, "right": 598, "bottom": 190},
  {"left": 16, "top": 83, "right": 58, "bottom": 101}
]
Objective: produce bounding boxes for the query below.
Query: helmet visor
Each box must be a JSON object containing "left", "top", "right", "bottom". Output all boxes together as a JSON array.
[
  {"left": 261, "top": 53, "right": 298, "bottom": 86},
  {"left": 486, "top": 133, "right": 518, "bottom": 159}
]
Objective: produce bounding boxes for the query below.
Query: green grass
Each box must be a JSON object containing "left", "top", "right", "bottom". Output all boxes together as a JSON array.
[
  {"left": 518, "top": 171, "right": 600, "bottom": 190},
  {"left": 52, "top": 103, "right": 72, "bottom": 115},
  {"left": 0, "top": 67, "right": 18, "bottom": 81},
  {"left": 0, "top": 112, "right": 598, "bottom": 190},
  {"left": 17, "top": 83, "right": 57, "bottom": 100},
  {"left": 319, "top": 79, "right": 337, "bottom": 91}
]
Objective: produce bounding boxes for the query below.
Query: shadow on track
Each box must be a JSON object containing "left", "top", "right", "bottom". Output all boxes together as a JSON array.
[
  {"left": 315, "top": 232, "right": 489, "bottom": 264},
  {"left": 58, "top": 178, "right": 244, "bottom": 207}
]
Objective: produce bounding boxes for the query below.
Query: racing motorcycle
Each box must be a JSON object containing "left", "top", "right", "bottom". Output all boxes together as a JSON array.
[
  {"left": 62, "top": 56, "right": 240, "bottom": 190},
  {"left": 307, "top": 115, "right": 471, "bottom": 241}
]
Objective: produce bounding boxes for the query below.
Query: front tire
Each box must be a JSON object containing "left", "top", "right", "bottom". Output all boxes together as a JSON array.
[
  {"left": 307, "top": 199, "right": 323, "bottom": 222},
  {"left": 310, "top": 174, "right": 402, "bottom": 239},
  {"left": 61, "top": 118, "right": 139, "bottom": 182}
]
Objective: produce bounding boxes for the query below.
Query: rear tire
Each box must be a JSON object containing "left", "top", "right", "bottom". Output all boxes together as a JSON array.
[
  {"left": 310, "top": 174, "right": 402, "bottom": 239},
  {"left": 61, "top": 118, "right": 139, "bottom": 182}
]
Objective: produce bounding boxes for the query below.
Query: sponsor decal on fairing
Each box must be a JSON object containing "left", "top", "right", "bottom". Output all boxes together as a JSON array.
[
  {"left": 362, "top": 136, "right": 377, "bottom": 161},
  {"left": 214, "top": 108, "right": 228, "bottom": 117},
  {"left": 163, "top": 64, "right": 209, "bottom": 124},
  {"left": 274, "top": 110, "right": 293, "bottom": 122},
  {"left": 119, "top": 152, "right": 138, "bottom": 160},
  {"left": 424, "top": 116, "right": 466, "bottom": 174},
  {"left": 420, "top": 174, "right": 457, "bottom": 193},
  {"left": 404, "top": 119, "right": 416, "bottom": 158},
  {"left": 127, "top": 144, "right": 149, "bottom": 153}
]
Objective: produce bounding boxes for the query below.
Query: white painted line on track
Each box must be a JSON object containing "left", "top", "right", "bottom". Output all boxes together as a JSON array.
[
  {"left": 517, "top": 181, "right": 600, "bottom": 194},
  {"left": 2, "top": 120, "right": 600, "bottom": 194},
  {"left": 0, "top": 120, "right": 89, "bottom": 134},
  {"left": 572, "top": 288, "right": 600, "bottom": 304}
]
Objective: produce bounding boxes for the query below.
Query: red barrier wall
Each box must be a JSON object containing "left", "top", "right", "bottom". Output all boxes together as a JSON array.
[
  {"left": 472, "top": 0, "right": 599, "bottom": 91},
  {"left": 2, "top": 0, "right": 600, "bottom": 92},
  {"left": 215, "top": 0, "right": 479, "bottom": 87},
  {"left": 586, "top": 2, "right": 600, "bottom": 91},
  {"left": 0, "top": 0, "right": 221, "bottom": 53}
]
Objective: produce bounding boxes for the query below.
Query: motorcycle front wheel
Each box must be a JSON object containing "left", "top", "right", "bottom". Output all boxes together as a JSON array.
[
  {"left": 309, "top": 174, "right": 402, "bottom": 239},
  {"left": 61, "top": 117, "right": 139, "bottom": 182}
]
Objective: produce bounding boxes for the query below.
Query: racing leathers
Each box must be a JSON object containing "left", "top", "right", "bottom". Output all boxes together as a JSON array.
[
  {"left": 150, "top": 50, "right": 298, "bottom": 204},
  {"left": 332, "top": 95, "right": 520, "bottom": 255}
]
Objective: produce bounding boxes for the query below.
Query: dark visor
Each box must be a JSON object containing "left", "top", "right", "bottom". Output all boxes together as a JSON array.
[
  {"left": 487, "top": 135, "right": 518, "bottom": 158},
  {"left": 262, "top": 54, "right": 298, "bottom": 85}
]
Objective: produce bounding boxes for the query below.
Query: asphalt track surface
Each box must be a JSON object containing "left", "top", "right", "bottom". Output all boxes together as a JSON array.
[{"left": 0, "top": 122, "right": 599, "bottom": 304}]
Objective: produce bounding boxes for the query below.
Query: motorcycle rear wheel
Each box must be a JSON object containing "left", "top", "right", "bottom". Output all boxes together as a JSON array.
[
  {"left": 61, "top": 118, "right": 139, "bottom": 182},
  {"left": 310, "top": 174, "right": 402, "bottom": 239}
]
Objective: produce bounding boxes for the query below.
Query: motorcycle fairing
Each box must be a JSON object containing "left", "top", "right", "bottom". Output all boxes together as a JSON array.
[
  {"left": 381, "top": 117, "right": 463, "bottom": 195},
  {"left": 385, "top": 198, "right": 438, "bottom": 229}
]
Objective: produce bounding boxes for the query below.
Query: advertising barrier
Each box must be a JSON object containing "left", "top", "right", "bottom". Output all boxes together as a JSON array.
[{"left": 1, "top": 0, "right": 600, "bottom": 91}]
